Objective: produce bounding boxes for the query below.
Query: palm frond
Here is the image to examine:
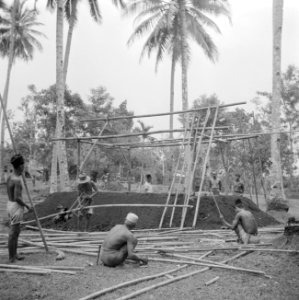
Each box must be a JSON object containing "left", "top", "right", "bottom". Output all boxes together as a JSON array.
[{"left": 88, "top": 0, "right": 101, "bottom": 23}]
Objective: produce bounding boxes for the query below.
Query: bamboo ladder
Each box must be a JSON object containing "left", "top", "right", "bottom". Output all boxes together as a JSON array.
[
  {"left": 158, "top": 113, "right": 197, "bottom": 229},
  {"left": 180, "top": 107, "right": 211, "bottom": 229},
  {"left": 192, "top": 105, "right": 220, "bottom": 228},
  {"left": 168, "top": 113, "right": 201, "bottom": 227}
]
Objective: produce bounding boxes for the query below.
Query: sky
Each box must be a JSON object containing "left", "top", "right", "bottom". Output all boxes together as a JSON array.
[{"left": 0, "top": 0, "right": 299, "bottom": 132}]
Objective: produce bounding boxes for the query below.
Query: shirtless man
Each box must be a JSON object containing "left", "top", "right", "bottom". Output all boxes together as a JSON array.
[
  {"left": 220, "top": 199, "right": 259, "bottom": 245},
  {"left": 209, "top": 171, "right": 222, "bottom": 195},
  {"left": 100, "top": 213, "right": 148, "bottom": 267},
  {"left": 233, "top": 174, "right": 245, "bottom": 195},
  {"left": 6, "top": 154, "right": 31, "bottom": 263}
]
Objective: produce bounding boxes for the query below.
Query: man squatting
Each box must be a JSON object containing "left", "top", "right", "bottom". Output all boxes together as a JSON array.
[
  {"left": 220, "top": 198, "right": 259, "bottom": 245},
  {"left": 6, "top": 154, "right": 32, "bottom": 263},
  {"left": 100, "top": 212, "right": 148, "bottom": 267}
]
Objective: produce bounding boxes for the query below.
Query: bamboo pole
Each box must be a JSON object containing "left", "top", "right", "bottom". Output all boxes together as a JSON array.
[
  {"left": 247, "top": 139, "right": 259, "bottom": 207},
  {"left": 79, "top": 121, "right": 108, "bottom": 172},
  {"left": 77, "top": 139, "right": 81, "bottom": 179},
  {"left": 0, "top": 264, "right": 76, "bottom": 275},
  {"left": 0, "top": 268, "right": 50, "bottom": 275},
  {"left": 22, "top": 203, "right": 193, "bottom": 225},
  {"left": 114, "top": 250, "right": 255, "bottom": 300},
  {"left": 149, "top": 257, "right": 266, "bottom": 276},
  {"left": 192, "top": 106, "right": 220, "bottom": 228},
  {"left": 78, "top": 265, "right": 188, "bottom": 300},
  {"left": 80, "top": 102, "right": 246, "bottom": 123},
  {"left": 0, "top": 93, "right": 48, "bottom": 252},
  {"left": 205, "top": 276, "right": 220, "bottom": 286}
]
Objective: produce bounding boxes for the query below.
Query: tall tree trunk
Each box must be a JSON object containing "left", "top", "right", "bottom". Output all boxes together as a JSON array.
[
  {"left": 51, "top": 0, "right": 70, "bottom": 192},
  {"left": 178, "top": 0, "right": 188, "bottom": 112},
  {"left": 169, "top": 54, "right": 176, "bottom": 139},
  {"left": 268, "top": 0, "right": 288, "bottom": 210},
  {"left": 178, "top": 1, "right": 191, "bottom": 192},
  {"left": 63, "top": 0, "right": 78, "bottom": 84},
  {"left": 0, "top": 0, "right": 18, "bottom": 183}
]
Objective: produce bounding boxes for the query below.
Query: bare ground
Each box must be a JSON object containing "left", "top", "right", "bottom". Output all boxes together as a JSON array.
[{"left": 0, "top": 231, "right": 298, "bottom": 300}]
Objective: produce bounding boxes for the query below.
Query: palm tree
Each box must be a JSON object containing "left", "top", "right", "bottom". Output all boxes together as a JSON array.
[
  {"left": 0, "top": 0, "right": 45, "bottom": 182},
  {"left": 269, "top": 0, "right": 288, "bottom": 210},
  {"left": 126, "top": 0, "right": 230, "bottom": 131},
  {"left": 46, "top": 0, "right": 126, "bottom": 192}
]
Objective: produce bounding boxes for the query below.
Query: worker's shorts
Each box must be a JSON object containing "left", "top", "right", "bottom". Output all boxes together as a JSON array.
[
  {"left": 237, "top": 225, "right": 259, "bottom": 244},
  {"left": 7, "top": 201, "right": 24, "bottom": 225}
]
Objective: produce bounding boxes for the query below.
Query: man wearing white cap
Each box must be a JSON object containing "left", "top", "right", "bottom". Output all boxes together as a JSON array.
[{"left": 100, "top": 212, "right": 148, "bottom": 267}]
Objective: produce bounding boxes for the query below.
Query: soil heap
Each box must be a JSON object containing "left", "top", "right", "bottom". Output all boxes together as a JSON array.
[{"left": 24, "top": 192, "right": 279, "bottom": 231}]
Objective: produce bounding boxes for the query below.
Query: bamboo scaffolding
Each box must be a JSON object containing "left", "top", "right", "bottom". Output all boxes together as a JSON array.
[
  {"left": 80, "top": 102, "right": 246, "bottom": 123},
  {"left": 79, "top": 121, "right": 108, "bottom": 172},
  {"left": 0, "top": 93, "right": 48, "bottom": 252}
]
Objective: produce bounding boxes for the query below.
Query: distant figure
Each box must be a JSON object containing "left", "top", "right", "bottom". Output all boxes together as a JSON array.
[
  {"left": 220, "top": 199, "right": 259, "bottom": 245},
  {"left": 6, "top": 154, "right": 32, "bottom": 263},
  {"left": 77, "top": 173, "right": 98, "bottom": 231},
  {"left": 233, "top": 174, "right": 244, "bottom": 195},
  {"left": 53, "top": 204, "right": 72, "bottom": 224},
  {"left": 100, "top": 213, "right": 148, "bottom": 267},
  {"left": 209, "top": 171, "right": 222, "bottom": 195},
  {"left": 101, "top": 171, "right": 110, "bottom": 189},
  {"left": 143, "top": 174, "right": 153, "bottom": 193}
]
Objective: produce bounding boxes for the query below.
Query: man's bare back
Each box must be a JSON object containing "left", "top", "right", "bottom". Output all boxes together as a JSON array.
[
  {"left": 234, "top": 210, "right": 258, "bottom": 235},
  {"left": 102, "top": 224, "right": 136, "bottom": 252}
]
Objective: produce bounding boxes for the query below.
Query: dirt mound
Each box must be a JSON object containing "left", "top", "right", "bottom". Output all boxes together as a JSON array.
[{"left": 24, "top": 192, "right": 279, "bottom": 231}]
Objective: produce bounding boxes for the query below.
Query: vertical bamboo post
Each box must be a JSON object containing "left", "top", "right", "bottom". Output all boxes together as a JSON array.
[
  {"left": 0, "top": 93, "right": 48, "bottom": 252},
  {"left": 77, "top": 139, "right": 81, "bottom": 179},
  {"left": 128, "top": 149, "right": 132, "bottom": 192},
  {"left": 247, "top": 139, "right": 259, "bottom": 207}
]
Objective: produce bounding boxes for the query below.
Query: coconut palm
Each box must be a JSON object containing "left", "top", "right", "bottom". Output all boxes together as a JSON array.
[
  {"left": 0, "top": 0, "right": 45, "bottom": 182},
  {"left": 126, "top": 0, "right": 230, "bottom": 131},
  {"left": 46, "top": 0, "right": 127, "bottom": 192},
  {"left": 269, "top": 0, "right": 288, "bottom": 209}
]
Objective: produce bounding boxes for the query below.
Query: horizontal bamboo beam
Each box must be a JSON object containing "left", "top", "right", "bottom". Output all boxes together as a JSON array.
[{"left": 80, "top": 102, "right": 246, "bottom": 122}]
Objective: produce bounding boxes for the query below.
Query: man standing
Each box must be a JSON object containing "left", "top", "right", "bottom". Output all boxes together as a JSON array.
[
  {"left": 143, "top": 174, "right": 153, "bottom": 193},
  {"left": 220, "top": 199, "right": 259, "bottom": 245},
  {"left": 6, "top": 154, "right": 31, "bottom": 263},
  {"left": 233, "top": 174, "right": 245, "bottom": 195},
  {"left": 100, "top": 213, "right": 148, "bottom": 267},
  {"left": 209, "top": 171, "right": 222, "bottom": 195},
  {"left": 77, "top": 173, "right": 98, "bottom": 231}
]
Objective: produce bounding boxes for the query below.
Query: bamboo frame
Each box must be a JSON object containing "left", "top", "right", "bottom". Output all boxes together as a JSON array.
[{"left": 80, "top": 102, "right": 246, "bottom": 123}]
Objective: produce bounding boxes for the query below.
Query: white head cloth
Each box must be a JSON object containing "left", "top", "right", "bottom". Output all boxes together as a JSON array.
[{"left": 125, "top": 212, "right": 139, "bottom": 224}]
